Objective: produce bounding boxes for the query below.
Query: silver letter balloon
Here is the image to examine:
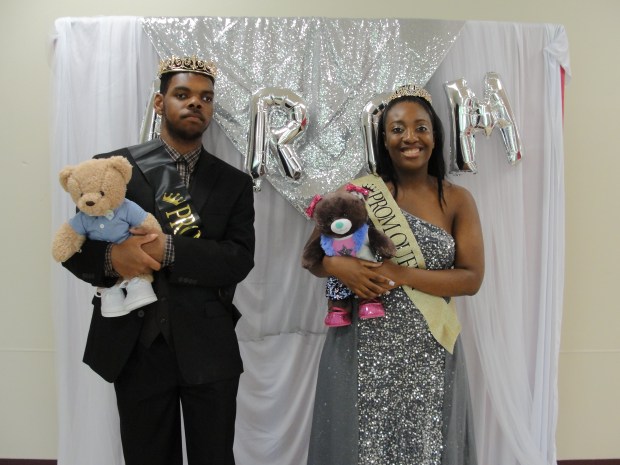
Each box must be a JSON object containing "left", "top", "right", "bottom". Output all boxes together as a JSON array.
[
  {"left": 139, "top": 79, "right": 161, "bottom": 143},
  {"left": 246, "top": 88, "right": 308, "bottom": 191},
  {"left": 360, "top": 92, "right": 391, "bottom": 176},
  {"left": 444, "top": 72, "right": 523, "bottom": 174}
]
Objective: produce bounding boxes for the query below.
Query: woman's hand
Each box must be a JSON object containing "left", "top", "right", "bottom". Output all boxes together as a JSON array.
[
  {"left": 376, "top": 259, "right": 409, "bottom": 288},
  {"left": 323, "top": 256, "right": 395, "bottom": 299}
]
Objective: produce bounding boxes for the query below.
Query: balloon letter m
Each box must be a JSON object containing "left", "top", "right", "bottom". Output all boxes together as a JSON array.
[{"left": 444, "top": 72, "right": 523, "bottom": 174}]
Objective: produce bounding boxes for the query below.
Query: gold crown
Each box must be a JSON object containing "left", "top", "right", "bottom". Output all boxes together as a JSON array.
[
  {"left": 158, "top": 55, "right": 218, "bottom": 81},
  {"left": 162, "top": 192, "right": 185, "bottom": 206},
  {"left": 388, "top": 84, "right": 432, "bottom": 104}
]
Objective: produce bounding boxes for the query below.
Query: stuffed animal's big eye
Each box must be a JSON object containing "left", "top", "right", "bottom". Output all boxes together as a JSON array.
[
  {"left": 331, "top": 218, "right": 353, "bottom": 235},
  {"left": 79, "top": 193, "right": 83, "bottom": 197},
  {"left": 100, "top": 191, "right": 105, "bottom": 196}
]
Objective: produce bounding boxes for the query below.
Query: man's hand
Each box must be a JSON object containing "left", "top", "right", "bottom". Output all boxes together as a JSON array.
[
  {"left": 130, "top": 227, "right": 167, "bottom": 263},
  {"left": 111, "top": 234, "right": 161, "bottom": 278}
]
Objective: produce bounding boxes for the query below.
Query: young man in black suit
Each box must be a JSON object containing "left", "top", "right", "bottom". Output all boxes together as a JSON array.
[{"left": 63, "top": 56, "right": 255, "bottom": 465}]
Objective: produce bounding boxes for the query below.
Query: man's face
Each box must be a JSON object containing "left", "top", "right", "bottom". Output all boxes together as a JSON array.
[{"left": 155, "top": 72, "right": 214, "bottom": 141}]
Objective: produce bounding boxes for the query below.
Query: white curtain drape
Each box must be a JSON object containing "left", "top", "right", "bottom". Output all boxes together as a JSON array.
[
  {"left": 50, "top": 16, "right": 568, "bottom": 465},
  {"left": 426, "top": 21, "right": 569, "bottom": 465}
]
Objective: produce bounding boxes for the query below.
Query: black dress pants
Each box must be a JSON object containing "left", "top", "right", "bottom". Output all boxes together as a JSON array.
[{"left": 114, "top": 335, "right": 239, "bottom": 465}]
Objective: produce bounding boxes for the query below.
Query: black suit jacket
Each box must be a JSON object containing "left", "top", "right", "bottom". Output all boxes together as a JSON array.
[{"left": 62, "top": 140, "right": 255, "bottom": 384}]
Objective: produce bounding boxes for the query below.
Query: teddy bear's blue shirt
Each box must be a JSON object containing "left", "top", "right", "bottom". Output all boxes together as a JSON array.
[{"left": 68, "top": 198, "right": 148, "bottom": 243}]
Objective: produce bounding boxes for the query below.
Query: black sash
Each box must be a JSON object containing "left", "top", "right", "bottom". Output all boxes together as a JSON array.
[{"left": 128, "top": 139, "right": 203, "bottom": 238}]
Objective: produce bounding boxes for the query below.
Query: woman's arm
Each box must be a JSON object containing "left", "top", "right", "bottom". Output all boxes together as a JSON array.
[
  {"left": 380, "top": 186, "right": 484, "bottom": 297},
  {"left": 302, "top": 226, "right": 394, "bottom": 299}
]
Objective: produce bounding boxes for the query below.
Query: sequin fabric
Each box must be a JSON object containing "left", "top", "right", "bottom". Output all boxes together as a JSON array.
[
  {"left": 141, "top": 17, "right": 464, "bottom": 215},
  {"left": 358, "top": 211, "right": 455, "bottom": 465},
  {"left": 326, "top": 275, "right": 353, "bottom": 300}
]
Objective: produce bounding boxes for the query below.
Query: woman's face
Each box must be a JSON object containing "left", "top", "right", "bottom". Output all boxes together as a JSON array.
[{"left": 383, "top": 100, "right": 435, "bottom": 174}]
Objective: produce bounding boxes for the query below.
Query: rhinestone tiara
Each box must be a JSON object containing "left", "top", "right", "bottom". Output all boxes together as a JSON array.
[
  {"left": 387, "top": 84, "right": 432, "bottom": 104},
  {"left": 158, "top": 55, "right": 218, "bottom": 80}
]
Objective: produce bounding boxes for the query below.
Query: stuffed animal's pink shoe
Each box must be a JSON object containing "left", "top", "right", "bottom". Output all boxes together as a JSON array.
[
  {"left": 358, "top": 299, "right": 386, "bottom": 319},
  {"left": 324, "top": 307, "right": 352, "bottom": 327}
]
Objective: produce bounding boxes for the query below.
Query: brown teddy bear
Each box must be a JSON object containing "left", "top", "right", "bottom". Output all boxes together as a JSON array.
[
  {"left": 52, "top": 156, "right": 161, "bottom": 317},
  {"left": 302, "top": 184, "right": 396, "bottom": 327}
]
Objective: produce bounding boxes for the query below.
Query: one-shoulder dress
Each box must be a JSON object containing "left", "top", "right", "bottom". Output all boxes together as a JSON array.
[{"left": 307, "top": 211, "right": 477, "bottom": 465}]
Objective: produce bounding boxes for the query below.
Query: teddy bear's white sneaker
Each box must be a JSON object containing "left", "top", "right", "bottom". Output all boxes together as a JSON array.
[
  {"left": 123, "top": 277, "right": 158, "bottom": 312},
  {"left": 97, "top": 284, "right": 129, "bottom": 317}
]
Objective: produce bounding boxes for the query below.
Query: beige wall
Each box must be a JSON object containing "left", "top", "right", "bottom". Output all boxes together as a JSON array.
[{"left": 1, "top": 0, "right": 618, "bottom": 460}]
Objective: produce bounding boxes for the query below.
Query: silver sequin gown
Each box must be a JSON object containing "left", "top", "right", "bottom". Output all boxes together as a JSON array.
[{"left": 307, "top": 211, "right": 477, "bottom": 465}]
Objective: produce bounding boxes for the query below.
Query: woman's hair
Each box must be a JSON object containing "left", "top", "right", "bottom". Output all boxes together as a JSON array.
[{"left": 376, "top": 95, "right": 446, "bottom": 207}]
